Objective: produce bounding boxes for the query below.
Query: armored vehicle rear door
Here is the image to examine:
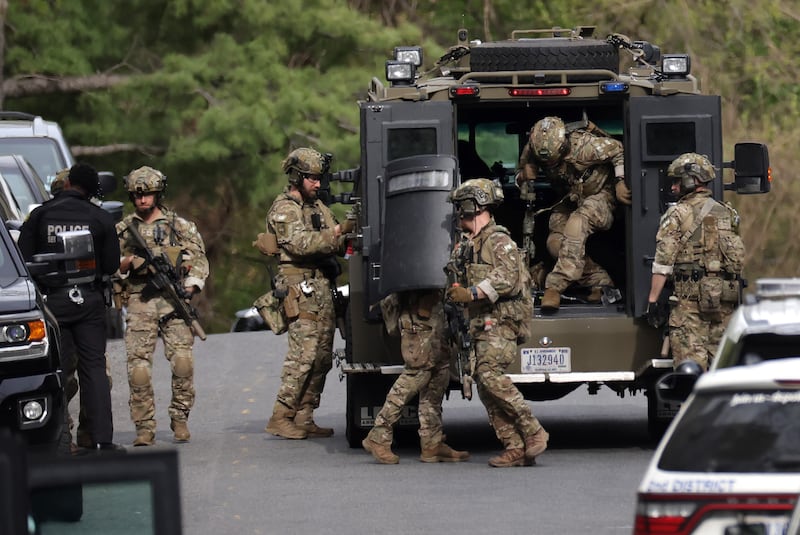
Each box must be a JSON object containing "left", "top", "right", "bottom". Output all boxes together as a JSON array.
[
  {"left": 359, "top": 101, "right": 454, "bottom": 313},
  {"left": 627, "top": 95, "right": 723, "bottom": 317}
]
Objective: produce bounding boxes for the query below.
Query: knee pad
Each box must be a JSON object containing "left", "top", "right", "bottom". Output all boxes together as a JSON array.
[
  {"left": 546, "top": 232, "right": 564, "bottom": 259},
  {"left": 564, "top": 214, "right": 588, "bottom": 240},
  {"left": 130, "top": 363, "right": 151, "bottom": 387},
  {"left": 172, "top": 356, "right": 194, "bottom": 379}
]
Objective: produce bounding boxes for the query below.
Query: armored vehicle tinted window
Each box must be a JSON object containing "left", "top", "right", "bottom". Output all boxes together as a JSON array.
[
  {"left": 387, "top": 128, "right": 437, "bottom": 161},
  {"left": 645, "top": 122, "right": 697, "bottom": 156}
]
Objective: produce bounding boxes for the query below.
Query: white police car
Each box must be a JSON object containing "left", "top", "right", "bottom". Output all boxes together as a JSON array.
[
  {"left": 710, "top": 278, "right": 800, "bottom": 371},
  {"left": 634, "top": 357, "right": 800, "bottom": 535}
]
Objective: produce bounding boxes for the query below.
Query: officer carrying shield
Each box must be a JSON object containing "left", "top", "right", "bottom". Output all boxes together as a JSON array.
[{"left": 19, "top": 163, "right": 122, "bottom": 451}]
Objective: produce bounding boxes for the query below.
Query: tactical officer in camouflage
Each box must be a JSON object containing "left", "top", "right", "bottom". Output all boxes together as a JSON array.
[
  {"left": 264, "top": 148, "right": 351, "bottom": 440},
  {"left": 647, "top": 153, "right": 745, "bottom": 370},
  {"left": 116, "top": 166, "right": 209, "bottom": 446},
  {"left": 445, "top": 179, "right": 548, "bottom": 467},
  {"left": 518, "top": 116, "right": 632, "bottom": 312},
  {"left": 361, "top": 290, "right": 470, "bottom": 464}
]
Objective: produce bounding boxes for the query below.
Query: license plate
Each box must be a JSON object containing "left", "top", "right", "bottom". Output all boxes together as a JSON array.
[{"left": 521, "top": 347, "right": 571, "bottom": 373}]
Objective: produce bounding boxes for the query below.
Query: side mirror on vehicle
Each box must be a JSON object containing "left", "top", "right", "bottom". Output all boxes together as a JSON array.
[
  {"left": 26, "top": 230, "right": 96, "bottom": 287},
  {"left": 655, "top": 360, "right": 704, "bottom": 403},
  {"left": 730, "top": 142, "right": 771, "bottom": 194}
]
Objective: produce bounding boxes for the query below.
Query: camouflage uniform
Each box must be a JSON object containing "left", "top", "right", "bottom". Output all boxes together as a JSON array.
[
  {"left": 267, "top": 187, "right": 341, "bottom": 433},
  {"left": 448, "top": 221, "right": 544, "bottom": 455},
  {"left": 366, "top": 290, "right": 451, "bottom": 450},
  {"left": 117, "top": 209, "right": 209, "bottom": 439},
  {"left": 653, "top": 190, "right": 744, "bottom": 368},
  {"left": 520, "top": 124, "right": 625, "bottom": 293}
]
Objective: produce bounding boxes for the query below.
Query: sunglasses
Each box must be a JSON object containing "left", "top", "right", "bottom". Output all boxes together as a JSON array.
[{"left": 300, "top": 172, "right": 322, "bottom": 182}]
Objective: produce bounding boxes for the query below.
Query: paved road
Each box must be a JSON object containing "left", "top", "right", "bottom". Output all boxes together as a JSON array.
[{"left": 98, "top": 331, "right": 656, "bottom": 535}]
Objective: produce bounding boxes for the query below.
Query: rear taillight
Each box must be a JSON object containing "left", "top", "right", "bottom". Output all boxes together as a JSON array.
[
  {"left": 634, "top": 493, "right": 796, "bottom": 535},
  {"left": 634, "top": 500, "right": 695, "bottom": 534}
]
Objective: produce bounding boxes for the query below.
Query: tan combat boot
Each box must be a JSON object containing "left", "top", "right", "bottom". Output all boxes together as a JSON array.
[
  {"left": 294, "top": 408, "right": 334, "bottom": 438},
  {"left": 587, "top": 287, "right": 604, "bottom": 303},
  {"left": 362, "top": 437, "right": 399, "bottom": 464},
  {"left": 524, "top": 427, "right": 549, "bottom": 462},
  {"left": 265, "top": 403, "right": 308, "bottom": 440},
  {"left": 420, "top": 442, "right": 470, "bottom": 463},
  {"left": 541, "top": 288, "right": 561, "bottom": 312},
  {"left": 133, "top": 429, "right": 155, "bottom": 447},
  {"left": 488, "top": 448, "right": 532, "bottom": 467},
  {"left": 171, "top": 420, "right": 191, "bottom": 443}
]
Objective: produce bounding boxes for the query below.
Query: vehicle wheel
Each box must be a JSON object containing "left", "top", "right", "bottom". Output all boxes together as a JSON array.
[
  {"left": 345, "top": 374, "right": 369, "bottom": 448},
  {"left": 470, "top": 38, "right": 618, "bottom": 82},
  {"left": 106, "top": 307, "right": 125, "bottom": 339},
  {"left": 646, "top": 388, "right": 677, "bottom": 442}
]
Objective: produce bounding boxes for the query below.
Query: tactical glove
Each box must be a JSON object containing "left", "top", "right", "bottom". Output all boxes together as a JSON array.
[
  {"left": 446, "top": 285, "right": 474, "bottom": 303},
  {"left": 615, "top": 179, "right": 632, "bottom": 205},
  {"left": 340, "top": 218, "right": 356, "bottom": 234},
  {"left": 645, "top": 301, "right": 667, "bottom": 329}
]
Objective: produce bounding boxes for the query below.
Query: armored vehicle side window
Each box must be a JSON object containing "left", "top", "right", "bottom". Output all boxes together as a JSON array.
[
  {"left": 644, "top": 122, "right": 696, "bottom": 156},
  {"left": 387, "top": 128, "right": 437, "bottom": 161}
]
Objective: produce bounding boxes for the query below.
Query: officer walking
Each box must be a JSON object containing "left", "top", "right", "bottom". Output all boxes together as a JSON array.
[
  {"left": 445, "top": 178, "right": 548, "bottom": 467},
  {"left": 647, "top": 153, "right": 745, "bottom": 370},
  {"left": 517, "top": 116, "right": 632, "bottom": 312},
  {"left": 116, "top": 166, "right": 209, "bottom": 446},
  {"left": 361, "top": 289, "right": 470, "bottom": 464},
  {"left": 264, "top": 148, "right": 350, "bottom": 440},
  {"left": 19, "top": 163, "right": 121, "bottom": 451}
]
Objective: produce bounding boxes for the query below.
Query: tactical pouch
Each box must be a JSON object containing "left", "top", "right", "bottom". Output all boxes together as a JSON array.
[
  {"left": 698, "top": 276, "right": 723, "bottom": 315},
  {"left": 721, "top": 279, "right": 741, "bottom": 303},
  {"left": 379, "top": 293, "right": 401, "bottom": 337},
  {"left": 283, "top": 286, "right": 301, "bottom": 320},
  {"left": 254, "top": 290, "right": 288, "bottom": 335},
  {"left": 253, "top": 232, "right": 279, "bottom": 256}
]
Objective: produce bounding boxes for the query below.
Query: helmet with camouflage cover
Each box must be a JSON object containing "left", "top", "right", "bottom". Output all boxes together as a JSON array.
[
  {"left": 449, "top": 178, "right": 504, "bottom": 217},
  {"left": 50, "top": 167, "right": 69, "bottom": 196},
  {"left": 282, "top": 148, "right": 331, "bottom": 186},
  {"left": 667, "top": 152, "right": 716, "bottom": 197},
  {"left": 529, "top": 116, "right": 569, "bottom": 166},
  {"left": 124, "top": 166, "right": 167, "bottom": 194}
]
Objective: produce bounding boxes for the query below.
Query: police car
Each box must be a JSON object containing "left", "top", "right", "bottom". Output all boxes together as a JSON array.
[
  {"left": 634, "top": 358, "right": 800, "bottom": 535},
  {"left": 710, "top": 278, "right": 800, "bottom": 371}
]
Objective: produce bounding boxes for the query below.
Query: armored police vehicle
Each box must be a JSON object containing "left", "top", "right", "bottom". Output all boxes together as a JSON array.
[{"left": 330, "top": 26, "right": 771, "bottom": 446}]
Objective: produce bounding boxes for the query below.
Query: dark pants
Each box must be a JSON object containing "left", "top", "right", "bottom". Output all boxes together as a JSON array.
[{"left": 47, "top": 288, "right": 113, "bottom": 444}]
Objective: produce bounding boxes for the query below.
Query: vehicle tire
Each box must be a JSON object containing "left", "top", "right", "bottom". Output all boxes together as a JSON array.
[
  {"left": 646, "top": 388, "right": 677, "bottom": 442},
  {"left": 106, "top": 307, "right": 125, "bottom": 339},
  {"left": 469, "top": 38, "right": 618, "bottom": 82},
  {"left": 345, "top": 374, "right": 370, "bottom": 448}
]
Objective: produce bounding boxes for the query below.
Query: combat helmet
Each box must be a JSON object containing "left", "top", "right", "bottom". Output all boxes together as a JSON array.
[
  {"left": 667, "top": 152, "right": 716, "bottom": 197},
  {"left": 449, "top": 178, "right": 504, "bottom": 217},
  {"left": 529, "top": 116, "right": 569, "bottom": 166},
  {"left": 50, "top": 168, "right": 70, "bottom": 196},
  {"left": 282, "top": 148, "right": 331, "bottom": 186},
  {"left": 124, "top": 166, "right": 167, "bottom": 195}
]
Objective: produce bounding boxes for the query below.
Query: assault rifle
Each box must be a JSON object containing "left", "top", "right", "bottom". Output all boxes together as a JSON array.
[
  {"left": 444, "top": 238, "right": 474, "bottom": 400},
  {"left": 318, "top": 256, "right": 347, "bottom": 339},
  {"left": 124, "top": 224, "right": 207, "bottom": 341}
]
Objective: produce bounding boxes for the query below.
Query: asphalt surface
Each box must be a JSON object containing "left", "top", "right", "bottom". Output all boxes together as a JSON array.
[{"left": 84, "top": 330, "right": 657, "bottom": 535}]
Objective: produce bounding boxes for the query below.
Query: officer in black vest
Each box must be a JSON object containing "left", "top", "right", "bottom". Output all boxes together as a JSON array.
[{"left": 19, "top": 163, "right": 122, "bottom": 451}]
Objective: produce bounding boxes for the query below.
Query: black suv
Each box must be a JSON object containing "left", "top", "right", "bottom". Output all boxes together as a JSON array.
[{"left": 0, "top": 223, "right": 95, "bottom": 453}]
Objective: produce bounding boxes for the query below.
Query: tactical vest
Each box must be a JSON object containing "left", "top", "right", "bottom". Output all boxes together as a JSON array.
[
  {"left": 272, "top": 194, "right": 338, "bottom": 283},
  {"left": 673, "top": 195, "right": 745, "bottom": 310},
  {"left": 459, "top": 224, "right": 533, "bottom": 342}
]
